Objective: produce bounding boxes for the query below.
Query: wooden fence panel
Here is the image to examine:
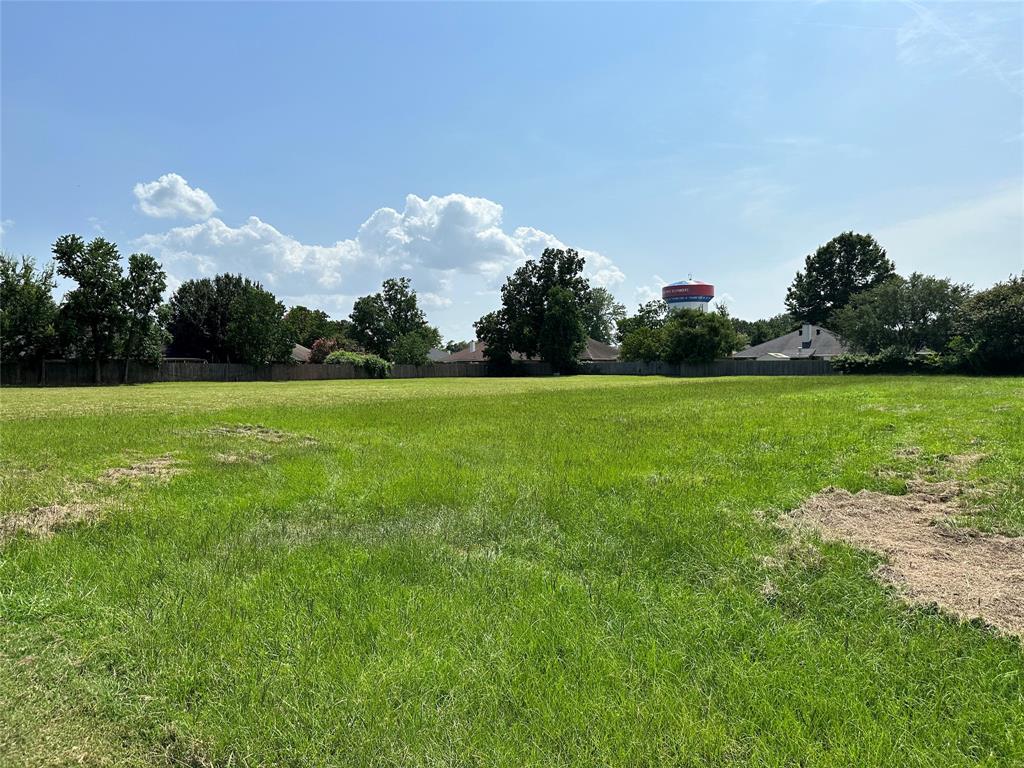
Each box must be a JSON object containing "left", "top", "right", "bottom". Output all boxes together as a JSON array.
[{"left": 1, "top": 357, "right": 833, "bottom": 387}]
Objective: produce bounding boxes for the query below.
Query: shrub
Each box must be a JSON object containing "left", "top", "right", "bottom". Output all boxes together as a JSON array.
[
  {"left": 831, "top": 347, "right": 952, "bottom": 374},
  {"left": 309, "top": 337, "right": 339, "bottom": 364},
  {"left": 324, "top": 349, "right": 392, "bottom": 377}
]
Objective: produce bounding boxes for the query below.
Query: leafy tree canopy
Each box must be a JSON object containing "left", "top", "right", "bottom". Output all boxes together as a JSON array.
[
  {"left": 618, "top": 305, "right": 741, "bottom": 364},
  {"left": 477, "top": 248, "right": 593, "bottom": 366},
  {"left": 830, "top": 273, "right": 971, "bottom": 355},
  {"left": 167, "top": 274, "right": 289, "bottom": 364},
  {"left": 619, "top": 326, "right": 665, "bottom": 362},
  {"left": 120, "top": 253, "right": 168, "bottom": 379},
  {"left": 0, "top": 253, "right": 57, "bottom": 363},
  {"left": 52, "top": 235, "right": 127, "bottom": 383},
  {"left": 661, "top": 309, "right": 742, "bottom": 364},
  {"left": 616, "top": 300, "right": 669, "bottom": 343},
  {"left": 349, "top": 277, "right": 437, "bottom": 361},
  {"left": 168, "top": 275, "right": 235, "bottom": 361},
  {"left": 785, "top": 232, "right": 895, "bottom": 324},
  {"left": 473, "top": 309, "right": 513, "bottom": 365},
  {"left": 391, "top": 327, "right": 442, "bottom": 365},
  {"left": 538, "top": 285, "right": 586, "bottom": 372},
  {"left": 951, "top": 275, "right": 1024, "bottom": 374},
  {"left": 582, "top": 287, "right": 626, "bottom": 345},
  {"left": 226, "top": 282, "right": 292, "bottom": 365},
  {"left": 282, "top": 306, "right": 351, "bottom": 348}
]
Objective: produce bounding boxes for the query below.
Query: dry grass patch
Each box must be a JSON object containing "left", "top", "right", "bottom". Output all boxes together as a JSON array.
[
  {"left": 99, "top": 455, "right": 180, "bottom": 483},
  {"left": 212, "top": 451, "right": 269, "bottom": 465},
  {"left": 205, "top": 424, "right": 318, "bottom": 447},
  {"left": 784, "top": 483, "right": 1024, "bottom": 637},
  {"left": 0, "top": 502, "right": 98, "bottom": 543}
]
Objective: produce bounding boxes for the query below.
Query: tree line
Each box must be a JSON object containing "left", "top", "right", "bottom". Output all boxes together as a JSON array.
[
  {"left": 783, "top": 231, "right": 1021, "bottom": 374},
  {"left": 4, "top": 231, "right": 1021, "bottom": 382},
  {"left": 612, "top": 230, "right": 1022, "bottom": 374},
  {"left": 1, "top": 235, "right": 454, "bottom": 383}
]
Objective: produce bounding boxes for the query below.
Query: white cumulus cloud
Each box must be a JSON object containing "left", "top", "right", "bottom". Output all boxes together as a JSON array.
[
  {"left": 135, "top": 191, "right": 627, "bottom": 337},
  {"left": 134, "top": 173, "right": 219, "bottom": 220}
]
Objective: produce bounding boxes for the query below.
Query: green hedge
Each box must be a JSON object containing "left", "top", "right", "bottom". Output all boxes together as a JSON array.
[
  {"left": 323, "top": 350, "right": 392, "bottom": 378},
  {"left": 831, "top": 348, "right": 953, "bottom": 374}
]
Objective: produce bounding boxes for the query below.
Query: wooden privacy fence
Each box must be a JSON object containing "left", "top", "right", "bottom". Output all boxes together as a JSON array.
[
  {"left": 579, "top": 358, "right": 835, "bottom": 377},
  {"left": 0, "top": 359, "right": 551, "bottom": 387},
  {"left": 0, "top": 357, "right": 832, "bottom": 387}
]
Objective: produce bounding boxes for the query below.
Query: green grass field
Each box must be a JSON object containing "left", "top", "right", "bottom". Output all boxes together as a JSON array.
[{"left": 1, "top": 376, "right": 1022, "bottom": 767}]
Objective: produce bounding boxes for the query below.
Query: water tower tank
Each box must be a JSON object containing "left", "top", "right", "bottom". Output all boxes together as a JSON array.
[{"left": 662, "top": 279, "right": 715, "bottom": 312}]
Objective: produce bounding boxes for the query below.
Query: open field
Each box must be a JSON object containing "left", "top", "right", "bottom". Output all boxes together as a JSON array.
[{"left": 1, "top": 375, "right": 1022, "bottom": 766}]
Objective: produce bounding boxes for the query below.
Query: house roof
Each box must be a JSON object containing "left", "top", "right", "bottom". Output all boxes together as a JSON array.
[
  {"left": 291, "top": 343, "right": 312, "bottom": 363},
  {"left": 426, "top": 348, "right": 450, "bottom": 362},
  {"left": 443, "top": 337, "right": 619, "bottom": 363},
  {"left": 580, "top": 338, "right": 620, "bottom": 361},
  {"left": 733, "top": 325, "right": 848, "bottom": 359}
]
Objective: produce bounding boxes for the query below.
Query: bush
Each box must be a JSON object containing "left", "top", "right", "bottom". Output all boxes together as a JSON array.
[
  {"left": 324, "top": 349, "right": 392, "bottom": 378},
  {"left": 309, "top": 337, "right": 339, "bottom": 364},
  {"left": 831, "top": 347, "right": 952, "bottom": 374}
]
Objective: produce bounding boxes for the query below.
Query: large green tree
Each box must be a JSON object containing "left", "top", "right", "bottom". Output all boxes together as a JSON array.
[
  {"left": 0, "top": 253, "right": 57, "bottom": 365},
  {"left": 661, "top": 309, "right": 741, "bottom": 364},
  {"left": 166, "top": 277, "right": 220, "bottom": 361},
  {"left": 282, "top": 305, "right": 351, "bottom": 348},
  {"left": 618, "top": 327, "right": 665, "bottom": 362},
  {"left": 391, "top": 327, "right": 443, "bottom": 365},
  {"left": 951, "top": 276, "right": 1024, "bottom": 374},
  {"left": 167, "top": 274, "right": 289, "bottom": 364},
  {"left": 785, "top": 232, "right": 895, "bottom": 324},
  {"left": 615, "top": 300, "right": 668, "bottom": 343},
  {"left": 830, "top": 273, "right": 971, "bottom": 355},
  {"left": 582, "top": 287, "right": 626, "bottom": 344},
  {"left": 120, "top": 253, "right": 167, "bottom": 382},
  {"left": 473, "top": 309, "right": 513, "bottom": 365},
  {"left": 349, "top": 278, "right": 438, "bottom": 361},
  {"left": 478, "top": 248, "right": 593, "bottom": 366},
  {"left": 538, "top": 286, "right": 586, "bottom": 372},
  {"left": 226, "top": 282, "right": 292, "bottom": 365},
  {"left": 51, "top": 235, "right": 126, "bottom": 384}
]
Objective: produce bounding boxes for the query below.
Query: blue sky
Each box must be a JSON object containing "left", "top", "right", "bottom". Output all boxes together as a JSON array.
[{"left": 2, "top": 1, "right": 1021, "bottom": 341}]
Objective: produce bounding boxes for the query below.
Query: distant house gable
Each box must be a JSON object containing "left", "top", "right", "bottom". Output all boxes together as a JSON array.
[{"left": 733, "top": 325, "right": 847, "bottom": 360}]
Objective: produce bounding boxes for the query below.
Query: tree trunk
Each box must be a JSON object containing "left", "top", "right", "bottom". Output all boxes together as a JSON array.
[
  {"left": 92, "top": 322, "right": 102, "bottom": 385},
  {"left": 123, "top": 329, "right": 134, "bottom": 385}
]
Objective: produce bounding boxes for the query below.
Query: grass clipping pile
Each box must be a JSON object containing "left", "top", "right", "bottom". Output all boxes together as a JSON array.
[{"left": 784, "top": 476, "right": 1023, "bottom": 637}]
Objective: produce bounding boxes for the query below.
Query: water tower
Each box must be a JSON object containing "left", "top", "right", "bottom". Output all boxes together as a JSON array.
[{"left": 662, "top": 278, "right": 715, "bottom": 313}]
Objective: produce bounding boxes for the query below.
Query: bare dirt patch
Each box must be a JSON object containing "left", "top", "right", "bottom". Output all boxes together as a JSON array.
[
  {"left": 100, "top": 455, "right": 180, "bottom": 483},
  {"left": 784, "top": 483, "right": 1024, "bottom": 637},
  {"left": 1, "top": 502, "right": 98, "bottom": 542}
]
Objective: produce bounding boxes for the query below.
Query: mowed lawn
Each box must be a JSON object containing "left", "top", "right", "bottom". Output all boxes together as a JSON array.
[{"left": 1, "top": 376, "right": 1022, "bottom": 767}]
